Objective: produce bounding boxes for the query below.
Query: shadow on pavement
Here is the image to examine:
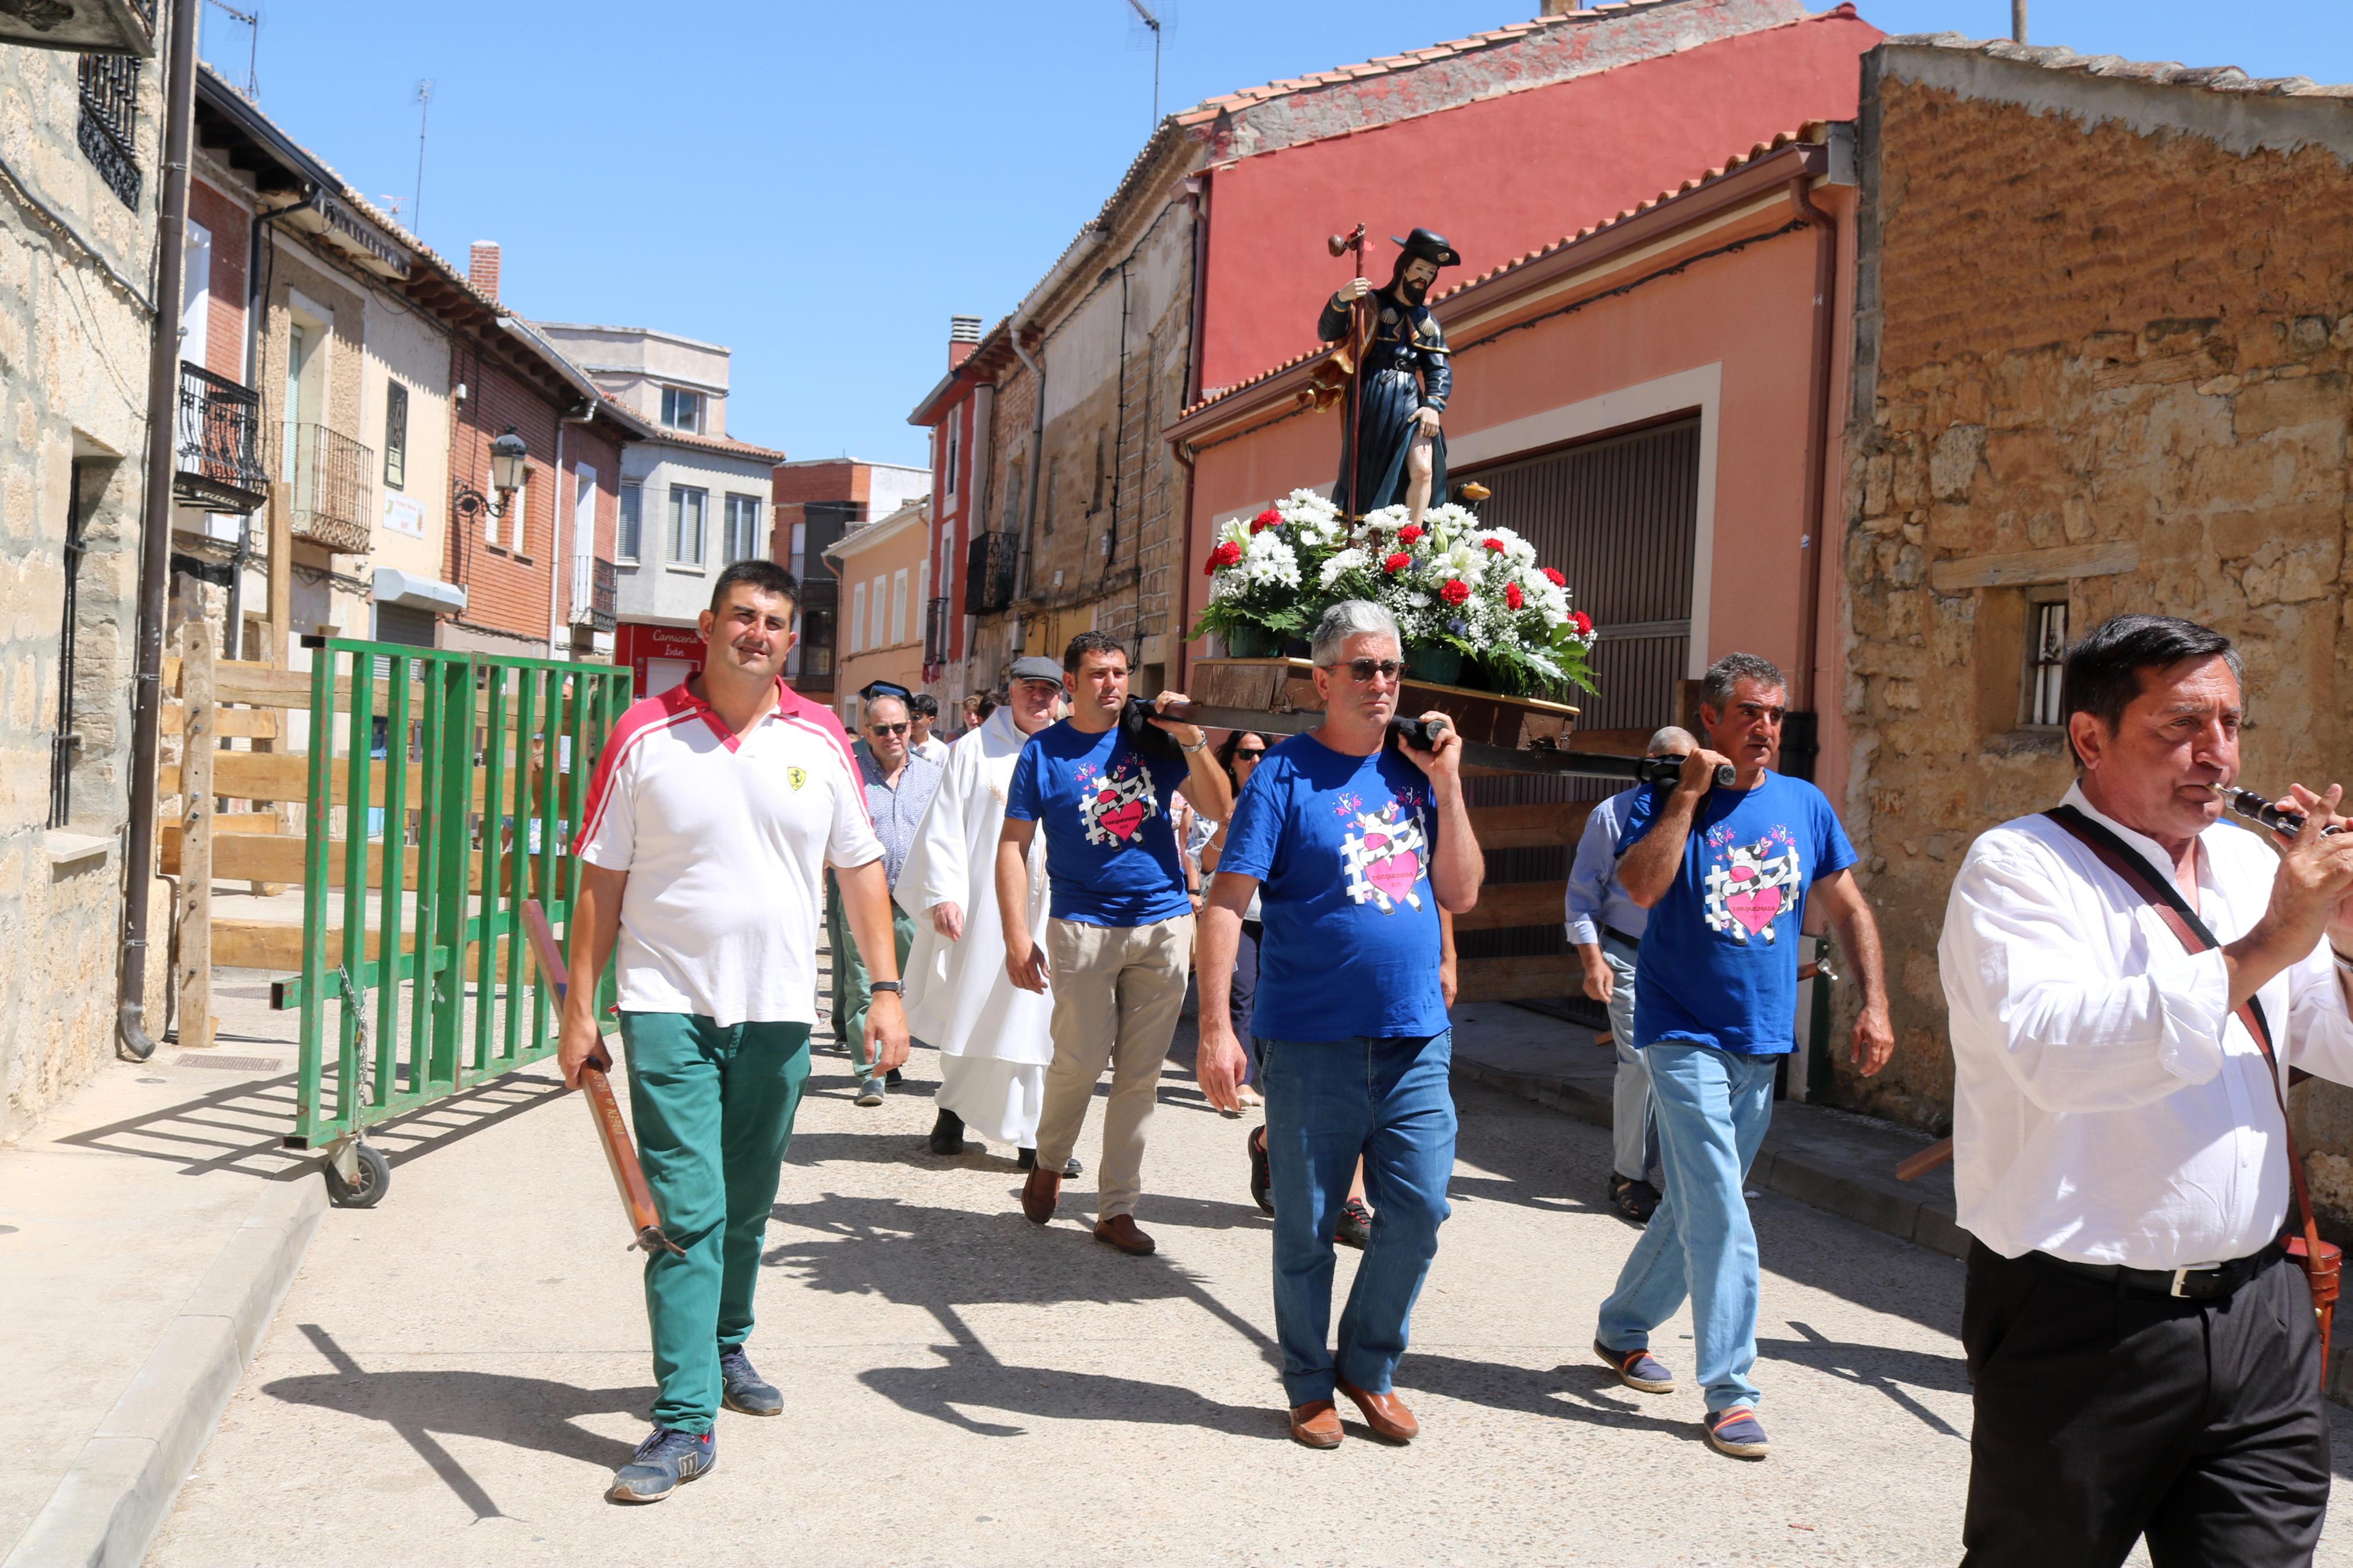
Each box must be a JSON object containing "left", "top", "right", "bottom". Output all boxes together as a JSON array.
[
  {"left": 265, "top": 1325, "right": 651, "bottom": 1520},
  {"left": 1764, "top": 1319, "right": 1968, "bottom": 1438},
  {"left": 762, "top": 1191, "right": 1282, "bottom": 1437},
  {"left": 1400, "top": 1350, "right": 1708, "bottom": 1446}
]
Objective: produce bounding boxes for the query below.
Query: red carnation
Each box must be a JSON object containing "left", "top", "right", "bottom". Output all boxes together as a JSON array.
[
  {"left": 1541, "top": 567, "right": 1566, "bottom": 587},
  {"left": 1504, "top": 582, "right": 1524, "bottom": 611},
  {"left": 1205, "top": 541, "right": 1243, "bottom": 574},
  {"left": 1482, "top": 538, "right": 1506, "bottom": 553},
  {"left": 1252, "top": 508, "right": 1283, "bottom": 533},
  {"left": 1571, "top": 610, "right": 1593, "bottom": 636},
  {"left": 1383, "top": 552, "right": 1412, "bottom": 574},
  {"left": 1396, "top": 524, "right": 1424, "bottom": 545},
  {"left": 1440, "top": 578, "right": 1471, "bottom": 605}
]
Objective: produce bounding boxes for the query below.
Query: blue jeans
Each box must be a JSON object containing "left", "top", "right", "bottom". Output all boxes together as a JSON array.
[
  {"left": 1259, "top": 1031, "right": 1457, "bottom": 1406},
  {"left": 1596, "top": 1042, "right": 1778, "bottom": 1413}
]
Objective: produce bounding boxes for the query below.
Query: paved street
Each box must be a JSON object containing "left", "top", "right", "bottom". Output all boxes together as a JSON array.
[{"left": 147, "top": 1007, "right": 2353, "bottom": 1567}]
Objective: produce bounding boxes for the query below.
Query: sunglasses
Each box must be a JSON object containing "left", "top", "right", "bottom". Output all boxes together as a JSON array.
[
  {"left": 1321, "top": 657, "right": 1406, "bottom": 684},
  {"left": 868, "top": 721, "right": 910, "bottom": 737}
]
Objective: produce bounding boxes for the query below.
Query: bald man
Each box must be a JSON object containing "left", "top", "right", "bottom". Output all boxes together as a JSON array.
[{"left": 1564, "top": 726, "right": 1695, "bottom": 1226}]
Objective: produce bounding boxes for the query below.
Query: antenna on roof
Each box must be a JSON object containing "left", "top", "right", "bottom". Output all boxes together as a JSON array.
[
  {"left": 204, "top": 0, "right": 259, "bottom": 99},
  {"left": 411, "top": 80, "right": 433, "bottom": 233},
  {"left": 1123, "top": 0, "right": 1163, "bottom": 129}
]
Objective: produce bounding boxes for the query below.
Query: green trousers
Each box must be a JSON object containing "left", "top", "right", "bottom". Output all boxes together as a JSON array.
[
  {"left": 824, "top": 871, "right": 915, "bottom": 1077},
  {"left": 619, "top": 1011, "right": 811, "bottom": 1434}
]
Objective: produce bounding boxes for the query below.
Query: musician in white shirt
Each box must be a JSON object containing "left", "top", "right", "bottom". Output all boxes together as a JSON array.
[{"left": 1940, "top": 613, "right": 2353, "bottom": 1567}]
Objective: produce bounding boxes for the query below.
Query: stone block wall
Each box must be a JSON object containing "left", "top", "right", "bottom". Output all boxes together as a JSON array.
[
  {"left": 0, "top": 34, "right": 167, "bottom": 1136},
  {"left": 1839, "top": 45, "right": 2353, "bottom": 1192}
]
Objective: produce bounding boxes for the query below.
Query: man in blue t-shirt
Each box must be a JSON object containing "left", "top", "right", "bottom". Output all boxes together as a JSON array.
[
  {"left": 997, "top": 632, "right": 1233, "bottom": 1256},
  {"left": 1197, "top": 600, "right": 1484, "bottom": 1451},
  {"left": 1592, "top": 652, "right": 1892, "bottom": 1463}
]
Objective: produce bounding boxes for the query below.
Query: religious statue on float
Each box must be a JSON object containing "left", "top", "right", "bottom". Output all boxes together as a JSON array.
[{"left": 1316, "top": 226, "right": 1460, "bottom": 525}]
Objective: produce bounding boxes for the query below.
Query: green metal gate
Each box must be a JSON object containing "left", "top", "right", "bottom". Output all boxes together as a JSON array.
[{"left": 276, "top": 637, "right": 634, "bottom": 1206}]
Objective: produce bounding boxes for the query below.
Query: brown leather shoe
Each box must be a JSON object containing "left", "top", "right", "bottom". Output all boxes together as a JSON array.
[
  {"left": 1092, "top": 1214, "right": 1156, "bottom": 1255},
  {"left": 1336, "top": 1378, "right": 1419, "bottom": 1443},
  {"left": 1021, "top": 1166, "right": 1059, "bottom": 1225},
  {"left": 1287, "top": 1399, "right": 1344, "bottom": 1449}
]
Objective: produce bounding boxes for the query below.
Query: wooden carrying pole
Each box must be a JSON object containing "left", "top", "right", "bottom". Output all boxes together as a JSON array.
[
  {"left": 521, "top": 898, "right": 684, "bottom": 1257},
  {"left": 174, "top": 623, "right": 215, "bottom": 1051}
]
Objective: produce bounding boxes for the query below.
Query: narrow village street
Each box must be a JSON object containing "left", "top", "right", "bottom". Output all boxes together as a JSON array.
[{"left": 105, "top": 962, "right": 2353, "bottom": 1567}]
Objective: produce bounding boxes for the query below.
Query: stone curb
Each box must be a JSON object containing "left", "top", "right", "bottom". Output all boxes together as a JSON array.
[{"left": 3, "top": 1175, "right": 326, "bottom": 1568}]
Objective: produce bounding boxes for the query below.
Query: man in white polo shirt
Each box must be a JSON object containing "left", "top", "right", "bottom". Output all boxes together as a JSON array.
[{"left": 560, "top": 558, "right": 907, "bottom": 1505}]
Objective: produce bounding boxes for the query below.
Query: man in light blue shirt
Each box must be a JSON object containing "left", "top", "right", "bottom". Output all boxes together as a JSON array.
[{"left": 1564, "top": 726, "right": 1691, "bottom": 1225}]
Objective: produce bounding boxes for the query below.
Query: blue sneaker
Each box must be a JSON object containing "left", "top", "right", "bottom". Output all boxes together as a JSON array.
[
  {"left": 719, "top": 1347, "right": 782, "bottom": 1417},
  {"left": 1594, "top": 1339, "right": 1676, "bottom": 1394},
  {"left": 1705, "top": 1405, "right": 1770, "bottom": 1460},
  {"left": 607, "top": 1424, "right": 715, "bottom": 1502},
  {"left": 856, "top": 1076, "right": 886, "bottom": 1107}
]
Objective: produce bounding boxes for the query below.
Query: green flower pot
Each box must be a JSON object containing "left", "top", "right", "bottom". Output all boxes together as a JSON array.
[
  {"left": 1410, "top": 645, "right": 1464, "bottom": 686},
  {"left": 1224, "top": 624, "right": 1282, "bottom": 659}
]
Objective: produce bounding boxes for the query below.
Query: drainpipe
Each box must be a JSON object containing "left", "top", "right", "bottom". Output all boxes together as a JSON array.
[
  {"left": 1787, "top": 173, "right": 1839, "bottom": 721},
  {"left": 1170, "top": 437, "right": 1197, "bottom": 685},
  {"left": 120, "top": 0, "right": 203, "bottom": 1062}
]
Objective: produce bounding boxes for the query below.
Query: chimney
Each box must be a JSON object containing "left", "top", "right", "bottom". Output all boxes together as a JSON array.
[
  {"left": 469, "top": 241, "right": 502, "bottom": 301},
  {"left": 949, "top": 314, "right": 982, "bottom": 368}
]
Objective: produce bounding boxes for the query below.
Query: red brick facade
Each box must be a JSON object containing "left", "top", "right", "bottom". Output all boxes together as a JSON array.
[{"left": 186, "top": 177, "right": 250, "bottom": 382}]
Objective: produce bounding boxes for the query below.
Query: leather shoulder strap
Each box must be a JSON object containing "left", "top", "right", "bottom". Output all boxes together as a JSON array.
[{"left": 2043, "top": 805, "right": 2317, "bottom": 1247}]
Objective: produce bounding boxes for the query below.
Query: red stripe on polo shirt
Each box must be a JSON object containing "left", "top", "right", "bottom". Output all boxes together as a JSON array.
[{"left": 579, "top": 692, "right": 700, "bottom": 847}]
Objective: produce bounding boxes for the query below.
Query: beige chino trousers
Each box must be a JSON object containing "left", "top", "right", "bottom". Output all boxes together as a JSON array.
[{"left": 1034, "top": 913, "right": 1195, "bottom": 1219}]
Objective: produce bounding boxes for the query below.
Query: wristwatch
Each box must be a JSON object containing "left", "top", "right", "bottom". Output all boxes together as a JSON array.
[{"left": 869, "top": 980, "right": 903, "bottom": 995}]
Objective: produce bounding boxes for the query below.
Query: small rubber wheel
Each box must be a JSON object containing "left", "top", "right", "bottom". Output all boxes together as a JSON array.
[{"left": 324, "top": 1143, "right": 390, "bottom": 1208}]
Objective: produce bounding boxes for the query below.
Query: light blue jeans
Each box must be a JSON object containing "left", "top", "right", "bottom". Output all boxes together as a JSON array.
[
  {"left": 1259, "top": 1031, "right": 1457, "bottom": 1407},
  {"left": 1596, "top": 1041, "right": 1779, "bottom": 1413},
  {"left": 1600, "top": 934, "right": 1660, "bottom": 1186}
]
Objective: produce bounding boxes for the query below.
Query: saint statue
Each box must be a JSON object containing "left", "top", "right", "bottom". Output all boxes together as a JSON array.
[{"left": 1318, "top": 227, "right": 1459, "bottom": 523}]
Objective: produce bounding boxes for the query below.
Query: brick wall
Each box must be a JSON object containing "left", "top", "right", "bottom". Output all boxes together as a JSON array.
[
  {"left": 445, "top": 339, "right": 562, "bottom": 646},
  {"left": 187, "top": 177, "right": 249, "bottom": 382},
  {"left": 1840, "top": 51, "right": 2353, "bottom": 1175}
]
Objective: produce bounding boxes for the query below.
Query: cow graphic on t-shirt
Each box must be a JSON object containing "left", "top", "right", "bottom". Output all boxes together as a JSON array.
[
  {"left": 1341, "top": 799, "right": 1429, "bottom": 914},
  {"left": 1702, "top": 826, "right": 1802, "bottom": 945},
  {"left": 1079, "top": 762, "right": 1159, "bottom": 848}
]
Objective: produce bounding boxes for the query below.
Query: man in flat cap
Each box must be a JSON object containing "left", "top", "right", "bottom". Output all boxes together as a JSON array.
[{"left": 1319, "top": 227, "right": 1459, "bottom": 524}]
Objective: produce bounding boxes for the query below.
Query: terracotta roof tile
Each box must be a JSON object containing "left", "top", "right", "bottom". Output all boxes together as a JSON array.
[{"left": 1883, "top": 31, "right": 2347, "bottom": 97}]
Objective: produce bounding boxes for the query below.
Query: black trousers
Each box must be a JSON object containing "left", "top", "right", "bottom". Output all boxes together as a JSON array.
[{"left": 1962, "top": 1239, "right": 2331, "bottom": 1567}]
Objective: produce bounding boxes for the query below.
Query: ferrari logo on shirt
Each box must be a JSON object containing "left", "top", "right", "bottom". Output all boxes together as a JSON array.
[
  {"left": 787, "top": 766, "right": 807, "bottom": 791},
  {"left": 1341, "top": 801, "right": 1428, "bottom": 914}
]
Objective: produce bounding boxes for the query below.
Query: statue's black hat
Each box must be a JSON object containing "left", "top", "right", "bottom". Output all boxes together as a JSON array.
[{"left": 1390, "top": 227, "right": 1461, "bottom": 268}]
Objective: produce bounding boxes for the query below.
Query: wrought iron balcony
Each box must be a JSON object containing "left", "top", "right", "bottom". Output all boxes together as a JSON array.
[
  {"left": 77, "top": 51, "right": 141, "bottom": 207},
  {"left": 923, "top": 595, "right": 952, "bottom": 667},
  {"left": 173, "top": 361, "right": 268, "bottom": 512},
  {"left": 570, "top": 555, "right": 617, "bottom": 632},
  {"left": 278, "top": 422, "right": 375, "bottom": 554},
  {"left": 966, "top": 532, "right": 1018, "bottom": 616}
]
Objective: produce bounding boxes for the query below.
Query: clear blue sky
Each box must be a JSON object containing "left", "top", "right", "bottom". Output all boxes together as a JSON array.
[{"left": 205, "top": 2, "right": 2353, "bottom": 470}]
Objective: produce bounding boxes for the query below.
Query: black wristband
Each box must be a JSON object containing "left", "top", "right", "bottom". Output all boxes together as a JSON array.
[{"left": 868, "top": 980, "right": 903, "bottom": 995}]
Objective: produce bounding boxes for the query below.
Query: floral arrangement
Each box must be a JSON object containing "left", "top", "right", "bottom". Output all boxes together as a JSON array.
[{"left": 1191, "top": 489, "right": 1596, "bottom": 698}]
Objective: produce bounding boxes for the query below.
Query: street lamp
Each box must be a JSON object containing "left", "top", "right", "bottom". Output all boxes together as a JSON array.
[{"left": 453, "top": 427, "right": 530, "bottom": 524}]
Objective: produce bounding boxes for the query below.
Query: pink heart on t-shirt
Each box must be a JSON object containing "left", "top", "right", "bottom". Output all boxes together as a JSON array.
[
  {"left": 1367, "top": 849, "right": 1420, "bottom": 904},
  {"left": 1101, "top": 801, "right": 1145, "bottom": 841},
  {"left": 1726, "top": 884, "right": 1783, "bottom": 935}
]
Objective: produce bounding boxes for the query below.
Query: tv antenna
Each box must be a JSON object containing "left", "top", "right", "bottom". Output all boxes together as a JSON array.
[
  {"left": 411, "top": 80, "right": 433, "bottom": 232},
  {"left": 205, "top": 0, "right": 259, "bottom": 99},
  {"left": 1123, "top": 0, "right": 1162, "bottom": 129}
]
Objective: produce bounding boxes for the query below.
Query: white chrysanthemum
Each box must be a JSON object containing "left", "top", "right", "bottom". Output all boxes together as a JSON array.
[
  {"left": 1279, "top": 488, "right": 1340, "bottom": 524},
  {"left": 1360, "top": 504, "right": 1412, "bottom": 535},
  {"left": 1241, "top": 531, "right": 1300, "bottom": 588},
  {"left": 1318, "top": 547, "right": 1370, "bottom": 588}
]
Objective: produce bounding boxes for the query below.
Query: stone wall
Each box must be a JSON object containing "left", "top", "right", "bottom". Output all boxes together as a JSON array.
[
  {"left": 1839, "top": 45, "right": 2353, "bottom": 1191},
  {"left": 0, "top": 34, "right": 168, "bottom": 1136}
]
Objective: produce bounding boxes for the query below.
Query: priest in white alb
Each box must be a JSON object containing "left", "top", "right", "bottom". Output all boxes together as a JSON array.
[{"left": 900, "top": 657, "right": 1079, "bottom": 1174}]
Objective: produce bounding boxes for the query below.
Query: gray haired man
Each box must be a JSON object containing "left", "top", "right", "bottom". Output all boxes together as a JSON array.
[{"left": 1564, "top": 725, "right": 1695, "bottom": 1226}]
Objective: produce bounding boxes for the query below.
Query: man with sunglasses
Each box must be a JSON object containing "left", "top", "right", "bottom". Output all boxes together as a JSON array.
[
  {"left": 1197, "top": 600, "right": 1484, "bottom": 1449},
  {"left": 1592, "top": 652, "right": 1891, "bottom": 1462},
  {"left": 826, "top": 687, "right": 942, "bottom": 1106}
]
